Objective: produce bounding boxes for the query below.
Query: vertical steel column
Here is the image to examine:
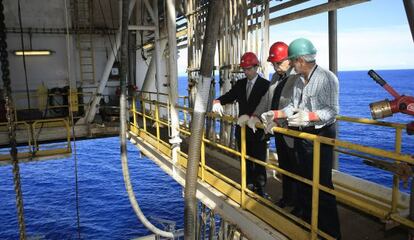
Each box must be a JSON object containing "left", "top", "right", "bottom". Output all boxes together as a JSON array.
[
  {"left": 403, "top": 0, "right": 414, "bottom": 43},
  {"left": 184, "top": 0, "right": 223, "bottom": 239},
  {"left": 166, "top": 0, "right": 182, "bottom": 163},
  {"left": 263, "top": 1, "right": 270, "bottom": 79},
  {"left": 328, "top": 1, "right": 338, "bottom": 75},
  {"left": 328, "top": 1, "right": 339, "bottom": 170}
]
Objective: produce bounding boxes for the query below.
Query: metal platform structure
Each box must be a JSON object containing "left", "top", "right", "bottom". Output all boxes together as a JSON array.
[{"left": 1, "top": 0, "right": 414, "bottom": 239}]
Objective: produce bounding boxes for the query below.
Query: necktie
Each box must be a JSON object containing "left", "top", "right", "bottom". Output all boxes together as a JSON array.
[
  {"left": 271, "top": 75, "right": 288, "bottom": 109},
  {"left": 246, "top": 81, "right": 253, "bottom": 99}
]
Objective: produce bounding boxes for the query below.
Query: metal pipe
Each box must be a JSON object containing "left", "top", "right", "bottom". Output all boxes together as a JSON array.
[
  {"left": 165, "top": 0, "right": 181, "bottom": 158},
  {"left": 328, "top": 0, "right": 339, "bottom": 170},
  {"left": 328, "top": 3, "right": 338, "bottom": 75},
  {"left": 119, "top": 0, "right": 173, "bottom": 238},
  {"left": 140, "top": 39, "right": 168, "bottom": 93},
  {"left": 153, "top": 0, "right": 162, "bottom": 102},
  {"left": 128, "top": 25, "right": 156, "bottom": 31},
  {"left": 184, "top": 0, "right": 223, "bottom": 239},
  {"left": 403, "top": 0, "right": 414, "bottom": 43}
]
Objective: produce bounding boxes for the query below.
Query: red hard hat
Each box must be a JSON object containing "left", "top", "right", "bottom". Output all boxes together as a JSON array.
[
  {"left": 267, "top": 42, "right": 288, "bottom": 62},
  {"left": 240, "top": 52, "right": 259, "bottom": 68}
]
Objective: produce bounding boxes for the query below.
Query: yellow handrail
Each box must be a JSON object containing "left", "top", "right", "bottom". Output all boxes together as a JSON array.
[{"left": 129, "top": 96, "right": 414, "bottom": 239}]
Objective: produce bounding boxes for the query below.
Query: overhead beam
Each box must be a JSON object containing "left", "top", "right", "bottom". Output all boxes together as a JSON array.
[
  {"left": 269, "top": 0, "right": 370, "bottom": 26},
  {"left": 128, "top": 25, "right": 156, "bottom": 31},
  {"left": 269, "top": 0, "right": 310, "bottom": 13}
]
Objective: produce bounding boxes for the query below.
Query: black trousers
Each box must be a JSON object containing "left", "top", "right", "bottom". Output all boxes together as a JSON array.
[
  {"left": 274, "top": 133, "right": 298, "bottom": 206},
  {"left": 294, "top": 123, "right": 341, "bottom": 239},
  {"left": 236, "top": 137, "right": 267, "bottom": 193}
]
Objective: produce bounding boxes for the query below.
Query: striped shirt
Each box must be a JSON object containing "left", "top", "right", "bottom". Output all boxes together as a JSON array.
[{"left": 283, "top": 65, "right": 339, "bottom": 129}]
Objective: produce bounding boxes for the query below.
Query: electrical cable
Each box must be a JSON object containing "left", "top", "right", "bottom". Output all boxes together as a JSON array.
[
  {"left": 17, "top": 0, "right": 31, "bottom": 110},
  {"left": 64, "top": 0, "right": 81, "bottom": 238},
  {"left": 98, "top": 0, "right": 118, "bottom": 62}
]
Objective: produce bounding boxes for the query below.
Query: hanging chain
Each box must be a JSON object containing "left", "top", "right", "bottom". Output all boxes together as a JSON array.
[{"left": 0, "top": 0, "right": 27, "bottom": 239}]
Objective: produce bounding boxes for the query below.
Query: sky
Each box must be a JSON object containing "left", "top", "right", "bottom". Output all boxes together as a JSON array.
[{"left": 177, "top": 0, "right": 414, "bottom": 75}]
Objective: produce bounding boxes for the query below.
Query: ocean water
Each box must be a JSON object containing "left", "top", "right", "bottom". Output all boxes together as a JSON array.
[
  {"left": 0, "top": 69, "right": 413, "bottom": 239},
  {"left": 0, "top": 139, "right": 185, "bottom": 239}
]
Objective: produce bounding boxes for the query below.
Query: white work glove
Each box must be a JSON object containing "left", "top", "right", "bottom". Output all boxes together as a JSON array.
[
  {"left": 260, "top": 110, "right": 276, "bottom": 126},
  {"left": 264, "top": 121, "right": 277, "bottom": 134},
  {"left": 287, "top": 109, "right": 318, "bottom": 127},
  {"left": 260, "top": 111, "right": 278, "bottom": 134},
  {"left": 212, "top": 100, "right": 224, "bottom": 117},
  {"left": 247, "top": 115, "right": 261, "bottom": 133},
  {"left": 237, "top": 114, "right": 250, "bottom": 126}
]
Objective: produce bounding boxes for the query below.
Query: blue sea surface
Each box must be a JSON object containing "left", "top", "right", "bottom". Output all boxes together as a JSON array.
[
  {"left": 0, "top": 138, "right": 184, "bottom": 239},
  {"left": 0, "top": 69, "right": 413, "bottom": 239}
]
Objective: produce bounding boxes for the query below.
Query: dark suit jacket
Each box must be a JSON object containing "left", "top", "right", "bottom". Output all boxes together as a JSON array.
[{"left": 217, "top": 75, "right": 269, "bottom": 142}]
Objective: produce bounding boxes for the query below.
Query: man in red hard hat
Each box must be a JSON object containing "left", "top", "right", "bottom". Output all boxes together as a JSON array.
[
  {"left": 261, "top": 38, "right": 341, "bottom": 239},
  {"left": 212, "top": 52, "right": 270, "bottom": 196},
  {"left": 247, "top": 42, "right": 300, "bottom": 208}
]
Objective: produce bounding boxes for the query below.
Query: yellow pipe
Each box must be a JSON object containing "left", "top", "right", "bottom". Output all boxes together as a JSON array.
[
  {"left": 204, "top": 165, "right": 241, "bottom": 189},
  {"left": 333, "top": 180, "right": 407, "bottom": 209},
  {"left": 273, "top": 127, "right": 413, "bottom": 164},
  {"left": 132, "top": 96, "right": 137, "bottom": 134},
  {"left": 154, "top": 103, "right": 160, "bottom": 149},
  {"left": 203, "top": 138, "right": 241, "bottom": 157},
  {"left": 337, "top": 115, "right": 406, "bottom": 129},
  {"left": 131, "top": 100, "right": 414, "bottom": 231},
  {"left": 142, "top": 99, "right": 147, "bottom": 132},
  {"left": 311, "top": 141, "right": 321, "bottom": 240},
  {"left": 392, "top": 128, "right": 403, "bottom": 212},
  {"left": 201, "top": 133, "right": 206, "bottom": 181},
  {"left": 240, "top": 125, "right": 247, "bottom": 209}
]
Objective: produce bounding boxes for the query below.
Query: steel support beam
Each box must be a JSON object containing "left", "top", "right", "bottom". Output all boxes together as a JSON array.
[
  {"left": 128, "top": 25, "right": 156, "bottom": 31},
  {"left": 165, "top": 0, "right": 182, "bottom": 163},
  {"left": 328, "top": 0, "right": 339, "bottom": 170},
  {"left": 269, "top": 0, "right": 369, "bottom": 26}
]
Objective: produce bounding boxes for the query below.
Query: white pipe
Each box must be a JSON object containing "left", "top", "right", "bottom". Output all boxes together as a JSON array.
[{"left": 166, "top": 0, "right": 182, "bottom": 162}]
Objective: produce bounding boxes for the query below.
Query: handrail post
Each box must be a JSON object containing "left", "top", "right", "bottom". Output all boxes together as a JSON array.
[
  {"left": 311, "top": 140, "right": 321, "bottom": 240},
  {"left": 142, "top": 99, "right": 147, "bottom": 132},
  {"left": 64, "top": 119, "right": 71, "bottom": 152},
  {"left": 241, "top": 125, "right": 247, "bottom": 209},
  {"left": 132, "top": 95, "right": 137, "bottom": 133},
  {"left": 155, "top": 101, "right": 160, "bottom": 149},
  {"left": 183, "top": 97, "right": 188, "bottom": 127},
  {"left": 392, "top": 127, "right": 403, "bottom": 212},
  {"left": 201, "top": 132, "right": 206, "bottom": 181}
]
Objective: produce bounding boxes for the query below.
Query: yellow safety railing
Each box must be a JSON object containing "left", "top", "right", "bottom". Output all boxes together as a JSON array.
[
  {"left": 0, "top": 118, "right": 71, "bottom": 162},
  {"left": 128, "top": 95, "right": 414, "bottom": 240},
  {"left": 8, "top": 89, "right": 123, "bottom": 121}
]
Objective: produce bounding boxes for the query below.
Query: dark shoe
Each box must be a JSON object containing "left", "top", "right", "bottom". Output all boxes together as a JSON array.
[
  {"left": 262, "top": 193, "right": 272, "bottom": 201},
  {"left": 254, "top": 186, "right": 265, "bottom": 196},
  {"left": 276, "top": 198, "right": 287, "bottom": 208},
  {"left": 290, "top": 207, "right": 302, "bottom": 218}
]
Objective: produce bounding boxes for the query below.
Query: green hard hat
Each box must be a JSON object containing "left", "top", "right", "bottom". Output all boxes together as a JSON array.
[{"left": 288, "top": 38, "right": 317, "bottom": 59}]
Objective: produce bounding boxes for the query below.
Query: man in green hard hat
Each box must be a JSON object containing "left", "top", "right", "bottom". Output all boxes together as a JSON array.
[{"left": 260, "top": 38, "right": 341, "bottom": 239}]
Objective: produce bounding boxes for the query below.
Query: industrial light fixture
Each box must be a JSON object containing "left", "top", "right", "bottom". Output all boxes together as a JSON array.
[{"left": 13, "top": 50, "right": 53, "bottom": 56}]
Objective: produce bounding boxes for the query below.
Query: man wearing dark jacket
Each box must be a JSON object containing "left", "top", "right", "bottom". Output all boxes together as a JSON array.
[
  {"left": 248, "top": 42, "right": 300, "bottom": 209},
  {"left": 212, "top": 52, "right": 269, "bottom": 196}
]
